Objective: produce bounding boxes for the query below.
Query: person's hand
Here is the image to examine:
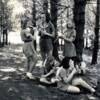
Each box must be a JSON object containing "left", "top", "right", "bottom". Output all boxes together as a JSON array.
[
  {"left": 75, "top": 65, "right": 81, "bottom": 74},
  {"left": 40, "top": 30, "right": 47, "bottom": 36},
  {"left": 76, "top": 68, "right": 82, "bottom": 74},
  {"left": 58, "top": 35, "right": 64, "bottom": 39},
  {"left": 51, "top": 78, "right": 59, "bottom": 83},
  {"left": 80, "top": 62, "right": 86, "bottom": 74},
  {"left": 26, "top": 33, "right": 32, "bottom": 37},
  {"left": 41, "top": 75, "right": 46, "bottom": 78},
  {"left": 73, "top": 67, "right": 77, "bottom": 74},
  {"left": 59, "top": 55, "right": 64, "bottom": 61}
]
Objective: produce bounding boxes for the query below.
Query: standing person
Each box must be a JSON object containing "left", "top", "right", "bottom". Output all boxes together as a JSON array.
[
  {"left": 39, "top": 13, "right": 55, "bottom": 66},
  {"left": 21, "top": 26, "right": 38, "bottom": 79},
  {"left": 59, "top": 22, "right": 77, "bottom": 68}
]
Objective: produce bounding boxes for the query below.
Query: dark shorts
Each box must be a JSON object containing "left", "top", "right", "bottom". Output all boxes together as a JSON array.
[{"left": 40, "top": 38, "right": 53, "bottom": 53}]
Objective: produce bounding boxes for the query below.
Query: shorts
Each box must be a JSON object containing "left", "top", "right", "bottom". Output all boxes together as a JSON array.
[
  {"left": 23, "top": 42, "right": 36, "bottom": 58},
  {"left": 40, "top": 38, "right": 53, "bottom": 53}
]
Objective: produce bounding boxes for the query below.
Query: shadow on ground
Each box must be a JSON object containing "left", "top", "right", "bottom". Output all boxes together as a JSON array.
[{"left": 0, "top": 44, "right": 100, "bottom": 100}]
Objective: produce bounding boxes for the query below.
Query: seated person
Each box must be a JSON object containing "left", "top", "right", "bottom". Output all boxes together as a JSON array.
[
  {"left": 54, "top": 59, "right": 95, "bottom": 93},
  {"left": 40, "top": 55, "right": 60, "bottom": 84}
]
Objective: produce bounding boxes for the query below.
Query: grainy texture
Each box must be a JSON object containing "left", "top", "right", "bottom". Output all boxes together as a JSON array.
[{"left": 0, "top": 44, "right": 100, "bottom": 100}]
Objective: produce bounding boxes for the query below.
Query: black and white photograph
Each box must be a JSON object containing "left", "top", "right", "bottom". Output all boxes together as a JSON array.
[{"left": 0, "top": 0, "right": 100, "bottom": 100}]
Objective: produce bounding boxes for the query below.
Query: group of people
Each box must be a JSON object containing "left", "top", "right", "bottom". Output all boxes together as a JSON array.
[{"left": 20, "top": 14, "right": 95, "bottom": 94}]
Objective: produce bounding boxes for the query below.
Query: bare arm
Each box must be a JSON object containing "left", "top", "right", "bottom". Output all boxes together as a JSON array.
[
  {"left": 31, "top": 41, "right": 37, "bottom": 55},
  {"left": 40, "top": 22, "right": 55, "bottom": 38},
  {"left": 41, "top": 68, "right": 56, "bottom": 78},
  {"left": 50, "top": 22, "right": 55, "bottom": 38},
  {"left": 59, "top": 30, "right": 76, "bottom": 42},
  {"left": 63, "top": 36, "right": 74, "bottom": 42},
  {"left": 63, "top": 68, "right": 77, "bottom": 84},
  {"left": 43, "top": 31, "right": 54, "bottom": 38}
]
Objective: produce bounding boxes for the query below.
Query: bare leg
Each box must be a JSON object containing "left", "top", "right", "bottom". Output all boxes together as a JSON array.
[
  {"left": 40, "top": 77, "right": 52, "bottom": 84},
  {"left": 40, "top": 51, "right": 47, "bottom": 67},
  {"left": 41, "top": 51, "right": 47, "bottom": 62},
  {"left": 41, "top": 50, "right": 53, "bottom": 74},
  {"left": 28, "top": 56, "right": 38, "bottom": 73},
  {"left": 26, "top": 58, "right": 29, "bottom": 72},
  {"left": 60, "top": 85, "right": 80, "bottom": 93},
  {"left": 43, "top": 50, "right": 52, "bottom": 67},
  {"left": 72, "top": 78, "right": 95, "bottom": 93},
  {"left": 26, "top": 56, "right": 37, "bottom": 80}
]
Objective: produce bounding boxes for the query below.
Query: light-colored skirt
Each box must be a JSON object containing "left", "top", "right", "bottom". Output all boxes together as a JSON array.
[{"left": 64, "top": 42, "right": 76, "bottom": 57}]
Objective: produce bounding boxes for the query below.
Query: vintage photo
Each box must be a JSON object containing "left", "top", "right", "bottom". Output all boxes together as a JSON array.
[{"left": 0, "top": 0, "right": 100, "bottom": 100}]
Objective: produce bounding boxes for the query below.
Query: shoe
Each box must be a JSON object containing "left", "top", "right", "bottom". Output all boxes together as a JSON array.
[
  {"left": 26, "top": 72, "right": 35, "bottom": 80},
  {"left": 87, "top": 94, "right": 97, "bottom": 100},
  {"left": 91, "top": 88, "right": 96, "bottom": 93},
  {"left": 40, "top": 78, "right": 51, "bottom": 84}
]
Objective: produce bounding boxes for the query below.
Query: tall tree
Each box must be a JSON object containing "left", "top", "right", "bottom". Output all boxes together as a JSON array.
[
  {"left": 91, "top": 0, "right": 100, "bottom": 64},
  {"left": 50, "top": 0, "right": 60, "bottom": 62},
  {"left": 32, "top": 0, "right": 36, "bottom": 27},
  {"left": 0, "top": 0, "right": 10, "bottom": 46},
  {"left": 73, "top": 0, "right": 86, "bottom": 62}
]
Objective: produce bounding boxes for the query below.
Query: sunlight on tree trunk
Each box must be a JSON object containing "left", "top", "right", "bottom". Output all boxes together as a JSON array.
[{"left": 91, "top": 0, "right": 100, "bottom": 65}]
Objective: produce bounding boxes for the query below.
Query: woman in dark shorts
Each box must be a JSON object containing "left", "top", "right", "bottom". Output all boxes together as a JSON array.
[{"left": 39, "top": 14, "right": 55, "bottom": 64}]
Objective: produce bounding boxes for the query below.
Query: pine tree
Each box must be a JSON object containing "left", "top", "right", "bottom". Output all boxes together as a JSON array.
[
  {"left": 91, "top": 0, "right": 100, "bottom": 64},
  {"left": 32, "top": 0, "right": 36, "bottom": 27},
  {"left": 0, "top": 0, "right": 10, "bottom": 46},
  {"left": 50, "top": 0, "right": 60, "bottom": 62},
  {"left": 73, "top": 0, "right": 86, "bottom": 62}
]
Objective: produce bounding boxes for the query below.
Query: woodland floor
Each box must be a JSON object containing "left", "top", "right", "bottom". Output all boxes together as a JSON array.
[{"left": 0, "top": 44, "right": 100, "bottom": 100}]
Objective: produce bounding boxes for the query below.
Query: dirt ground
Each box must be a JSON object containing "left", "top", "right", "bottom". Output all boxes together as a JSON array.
[{"left": 0, "top": 44, "right": 100, "bottom": 100}]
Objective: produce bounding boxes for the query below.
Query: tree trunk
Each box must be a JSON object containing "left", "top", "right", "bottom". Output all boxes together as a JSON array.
[
  {"left": 91, "top": 0, "right": 100, "bottom": 64},
  {"left": 73, "top": 0, "right": 86, "bottom": 62},
  {"left": 32, "top": 0, "right": 37, "bottom": 50},
  {"left": 50, "top": 0, "right": 60, "bottom": 62},
  {"left": 32, "top": 0, "right": 36, "bottom": 27}
]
